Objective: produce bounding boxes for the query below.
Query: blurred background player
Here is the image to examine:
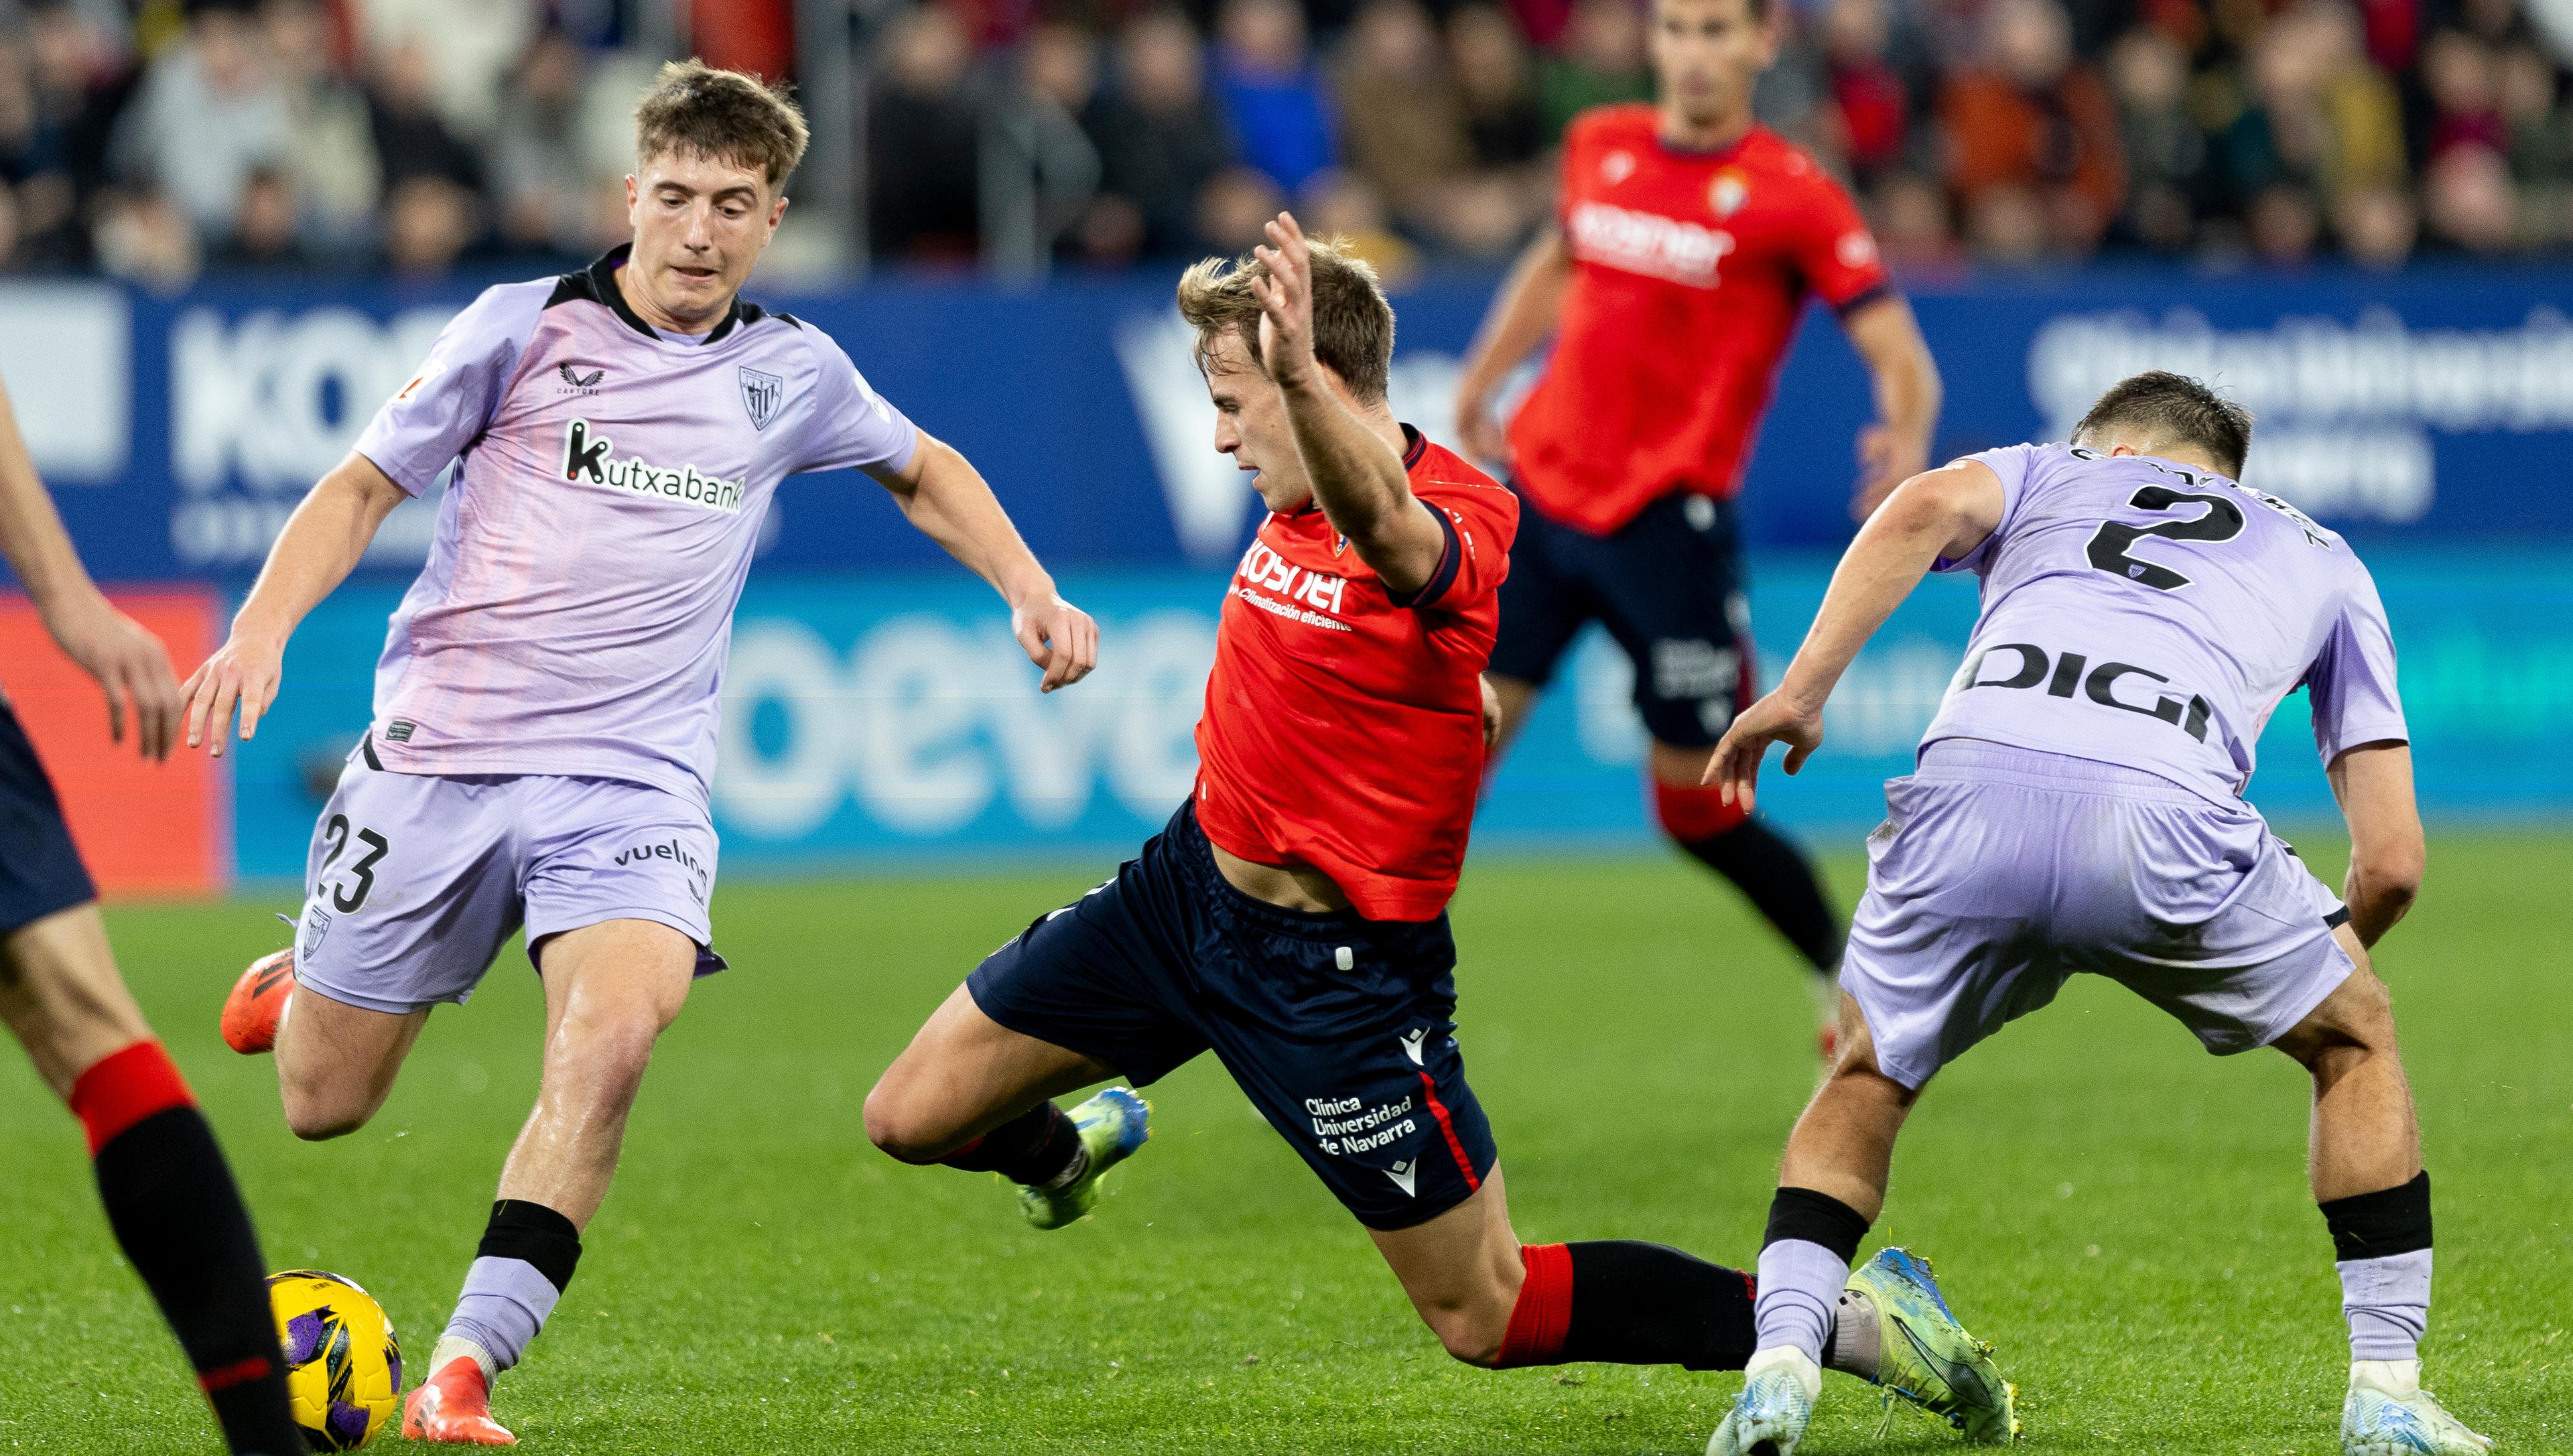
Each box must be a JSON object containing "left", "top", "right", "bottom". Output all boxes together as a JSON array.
[
  {"left": 862, "top": 216, "right": 2011, "bottom": 1433},
  {"left": 186, "top": 62, "right": 1097, "bottom": 1445},
  {"left": 1453, "top": 0, "right": 1942, "bottom": 1054},
  {"left": 1703, "top": 373, "right": 2481, "bottom": 1455},
  {"left": 0, "top": 377, "right": 304, "bottom": 1456}
]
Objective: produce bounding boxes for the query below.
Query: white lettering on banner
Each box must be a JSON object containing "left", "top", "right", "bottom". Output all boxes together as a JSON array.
[
  {"left": 2027, "top": 306, "right": 2573, "bottom": 523},
  {"left": 1112, "top": 309, "right": 1484, "bottom": 566},
  {"left": 0, "top": 283, "right": 129, "bottom": 480},
  {"left": 713, "top": 610, "right": 1217, "bottom": 841},
  {"left": 169, "top": 304, "right": 456, "bottom": 566}
]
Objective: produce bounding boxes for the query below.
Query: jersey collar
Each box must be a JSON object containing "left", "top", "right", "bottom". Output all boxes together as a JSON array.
[
  {"left": 575, "top": 243, "right": 766, "bottom": 344},
  {"left": 1653, "top": 120, "right": 1761, "bottom": 165}
]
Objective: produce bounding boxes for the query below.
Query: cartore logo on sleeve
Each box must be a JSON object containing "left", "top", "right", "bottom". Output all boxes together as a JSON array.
[{"left": 560, "top": 418, "right": 747, "bottom": 515}]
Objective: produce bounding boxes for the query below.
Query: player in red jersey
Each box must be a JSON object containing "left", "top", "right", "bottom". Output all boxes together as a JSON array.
[
  {"left": 1455, "top": 0, "right": 1944, "bottom": 1054},
  {"left": 856, "top": 218, "right": 2012, "bottom": 1428}
]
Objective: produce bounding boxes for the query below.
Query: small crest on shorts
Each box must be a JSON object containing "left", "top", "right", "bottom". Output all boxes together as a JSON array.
[
  {"left": 302, "top": 906, "right": 331, "bottom": 959},
  {"left": 738, "top": 367, "right": 783, "bottom": 431}
]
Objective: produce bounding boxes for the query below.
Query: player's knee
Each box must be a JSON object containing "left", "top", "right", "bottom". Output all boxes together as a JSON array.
[
  {"left": 860, "top": 1077, "right": 953, "bottom": 1164},
  {"left": 1415, "top": 1297, "right": 1511, "bottom": 1368},
  {"left": 279, "top": 1076, "right": 376, "bottom": 1141},
  {"left": 2278, "top": 966, "right": 2399, "bottom": 1079},
  {"left": 554, "top": 1002, "right": 667, "bottom": 1096}
]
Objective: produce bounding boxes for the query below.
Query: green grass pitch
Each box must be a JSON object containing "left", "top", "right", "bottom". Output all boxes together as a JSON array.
[{"left": 1, "top": 833, "right": 2566, "bottom": 1454}]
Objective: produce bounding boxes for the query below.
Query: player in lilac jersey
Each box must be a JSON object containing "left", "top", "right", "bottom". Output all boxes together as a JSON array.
[
  {"left": 180, "top": 64, "right": 1099, "bottom": 1445},
  {"left": 1697, "top": 373, "right": 2488, "bottom": 1455}
]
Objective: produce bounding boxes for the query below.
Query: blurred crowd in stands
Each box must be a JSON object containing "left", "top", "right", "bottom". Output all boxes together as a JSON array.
[{"left": 1, "top": 0, "right": 2567, "bottom": 287}]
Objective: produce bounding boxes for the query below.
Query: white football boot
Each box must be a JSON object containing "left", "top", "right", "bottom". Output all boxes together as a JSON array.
[
  {"left": 2343, "top": 1360, "right": 2495, "bottom": 1455},
  {"left": 1709, "top": 1346, "right": 1821, "bottom": 1456}
]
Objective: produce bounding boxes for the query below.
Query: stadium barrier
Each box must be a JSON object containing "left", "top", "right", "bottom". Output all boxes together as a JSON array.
[{"left": 1, "top": 266, "right": 2566, "bottom": 885}]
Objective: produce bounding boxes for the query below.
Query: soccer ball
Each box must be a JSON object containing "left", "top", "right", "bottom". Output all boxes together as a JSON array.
[{"left": 267, "top": 1270, "right": 402, "bottom": 1451}]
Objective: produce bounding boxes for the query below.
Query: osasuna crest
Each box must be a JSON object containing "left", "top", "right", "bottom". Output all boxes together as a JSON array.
[
  {"left": 738, "top": 367, "right": 783, "bottom": 431},
  {"left": 302, "top": 905, "right": 332, "bottom": 959}
]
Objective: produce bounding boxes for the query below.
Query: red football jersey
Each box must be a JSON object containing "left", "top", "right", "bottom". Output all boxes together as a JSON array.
[
  {"left": 1508, "top": 107, "right": 1890, "bottom": 535},
  {"left": 1194, "top": 431, "right": 1518, "bottom": 922}
]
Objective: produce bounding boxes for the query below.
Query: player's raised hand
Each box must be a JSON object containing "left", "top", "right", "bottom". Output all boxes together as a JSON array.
[
  {"left": 1248, "top": 212, "right": 1317, "bottom": 391},
  {"left": 45, "top": 592, "right": 183, "bottom": 760},
  {"left": 1012, "top": 593, "right": 1100, "bottom": 693},
  {"left": 180, "top": 632, "right": 286, "bottom": 758},
  {"left": 1703, "top": 689, "right": 1826, "bottom": 813},
  {"left": 1454, "top": 379, "right": 1510, "bottom": 466},
  {"left": 1853, "top": 423, "right": 1927, "bottom": 522}
]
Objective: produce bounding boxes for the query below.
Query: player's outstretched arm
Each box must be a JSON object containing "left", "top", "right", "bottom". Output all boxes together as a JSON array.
[
  {"left": 182, "top": 452, "right": 408, "bottom": 756},
  {"left": 0, "top": 381, "right": 182, "bottom": 759},
  {"left": 865, "top": 436, "right": 1098, "bottom": 693},
  {"left": 2326, "top": 742, "right": 2425, "bottom": 947},
  {"left": 1843, "top": 295, "right": 1943, "bottom": 522},
  {"left": 1703, "top": 459, "right": 2003, "bottom": 810},
  {"left": 1453, "top": 226, "right": 1569, "bottom": 463},
  {"left": 1247, "top": 211, "right": 1447, "bottom": 596}
]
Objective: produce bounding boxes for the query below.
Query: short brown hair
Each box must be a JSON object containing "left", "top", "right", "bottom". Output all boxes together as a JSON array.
[
  {"left": 1174, "top": 239, "right": 1396, "bottom": 402},
  {"left": 2072, "top": 370, "right": 2255, "bottom": 478},
  {"left": 633, "top": 60, "right": 811, "bottom": 189}
]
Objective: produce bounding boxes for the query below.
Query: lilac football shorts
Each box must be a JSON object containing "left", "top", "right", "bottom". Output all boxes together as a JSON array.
[
  {"left": 292, "top": 749, "right": 724, "bottom": 1016},
  {"left": 1841, "top": 738, "right": 2355, "bottom": 1090}
]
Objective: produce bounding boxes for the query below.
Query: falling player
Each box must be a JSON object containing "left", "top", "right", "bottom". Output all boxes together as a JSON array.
[
  {"left": 1703, "top": 373, "right": 2484, "bottom": 1455},
  {"left": 184, "top": 63, "right": 1098, "bottom": 1444},
  {"left": 0, "top": 379, "right": 305, "bottom": 1455},
  {"left": 1453, "top": 0, "right": 1942, "bottom": 1053},
  {"left": 862, "top": 214, "right": 2012, "bottom": 1433}
]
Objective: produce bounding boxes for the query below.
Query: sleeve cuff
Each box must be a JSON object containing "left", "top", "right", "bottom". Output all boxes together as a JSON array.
[
  {"left": 354, "top": 446, "right": 430, "bottom": 499},
  {"left": 1384, "top": 507, "right": 1462, "bottom": 610},
  {"left": 1832, "top": 283, "right": 1896, "bottom": 318}
]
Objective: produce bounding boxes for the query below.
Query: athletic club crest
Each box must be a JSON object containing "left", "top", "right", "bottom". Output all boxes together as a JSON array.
[
  {"left": 738, "top": 367, "right": 783, "bottom": 431},
  {"left": 301, "top": 905, "right": 331, "bottom": 959}
]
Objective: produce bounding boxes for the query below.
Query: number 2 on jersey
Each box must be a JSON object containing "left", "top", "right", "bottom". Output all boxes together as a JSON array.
[{"left": 2086, "top": 484, "right": 2246, "bottom": 591}]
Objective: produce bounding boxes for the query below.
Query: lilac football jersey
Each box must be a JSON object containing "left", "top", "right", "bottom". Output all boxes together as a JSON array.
[
  {"left": 1920, "top": 442, "right": 2407, "bottom": 803},
  {"left": 349, "top": 246, "right": 919, "bottom": 807}
]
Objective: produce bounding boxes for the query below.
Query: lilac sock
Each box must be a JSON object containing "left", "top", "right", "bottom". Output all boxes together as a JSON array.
[
  {"left": 2339, "top": 1248, "right": 2432, "bottom": 1362},
  {"left": 1755, "top": 1239, "right": 1849, "bottom": 1366},
  {"left": 443, "top": 1256, "right": 563, "bottom": 1373}
]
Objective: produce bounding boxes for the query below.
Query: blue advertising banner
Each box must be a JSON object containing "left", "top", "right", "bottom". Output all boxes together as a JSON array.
[
  {"left": 225, "top": 549, "right": 2573, "bottom": 880},
  {"left": 11, "top": 266, "right": 2571, "bottom": 592}
]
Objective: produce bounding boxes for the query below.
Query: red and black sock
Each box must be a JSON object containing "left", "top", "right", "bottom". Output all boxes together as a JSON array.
[
  {"left": 71, "top": 1042, "right": 303, "bottom": 1456},
  {"left": 1493, "top": 1241, "right": 1757, "bottom": 1370},
  {"left": 1670, "top": 813, "right": 1845, "bottom": 974},
  {"left": 936, "top": 1102, "right": 1086, "bottom": 1188}
]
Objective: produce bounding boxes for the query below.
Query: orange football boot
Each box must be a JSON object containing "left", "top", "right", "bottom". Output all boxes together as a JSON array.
[
  {"left": 220, "top": 949, "right": 296, "bottom": 1055},
  {"left": 402, "top": 1356, "right": 517, "bottom": 1445}
]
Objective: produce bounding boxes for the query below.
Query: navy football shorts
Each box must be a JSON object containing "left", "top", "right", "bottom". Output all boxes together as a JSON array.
[
  {"left": 1490, "top": 488, "right": 1758, "bottom": 750},
  {"left": 0, "top": 701, "right": 98, "bottom": 934},
  {"left": 967, "top": 803, "right": 1498, "bottom": 1231}
]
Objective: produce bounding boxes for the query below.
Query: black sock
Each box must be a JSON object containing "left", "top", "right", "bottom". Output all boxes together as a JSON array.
[
  {"left": 940, "top": 1102, "right": 1085, "bottom": 1187},
  {"left": 96, "top": 1108, "right": 304, "bottom": 1455},
  {"left": 1557, "top": 1240, "right": 1758, "bottom": 1370},
  {"left": 1676, "top": 817, "right": 1845, "bottom": 972}
]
